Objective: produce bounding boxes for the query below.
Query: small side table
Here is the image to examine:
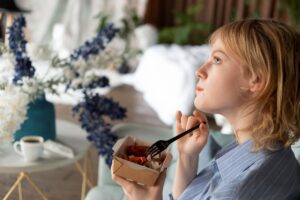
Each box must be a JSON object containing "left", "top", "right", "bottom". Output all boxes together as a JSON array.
[{"left": 0, "top": 120, "right": 94, "bottom": 200}]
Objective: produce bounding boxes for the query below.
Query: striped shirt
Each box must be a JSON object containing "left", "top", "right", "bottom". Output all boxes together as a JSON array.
[{"left": 171, "top": 140, "right": 300, "bottom": 200}]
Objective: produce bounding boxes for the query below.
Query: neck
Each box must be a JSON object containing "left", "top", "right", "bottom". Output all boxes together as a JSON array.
[
  {"left": 233, "top": 129, "right": 252, "bottom": 144},
  {"left": 220, "top": 108, "right": 254, "bottom": 144}
]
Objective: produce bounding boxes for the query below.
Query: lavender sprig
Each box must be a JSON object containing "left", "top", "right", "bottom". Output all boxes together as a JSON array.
[
  {"left": 59, "top": 24, "right": 125, "bottom": 166},
  {"left": 87, "top": 126, "right": 118, "bottom": 166},
  {"left": 69, "top": 32, "right": 126, "bottom": 166},
  {"left": 74, "top": 76, "right": 109, "bottom": 90},
  {"left": 8, "top": 15, "right": 35, "bottom": 83},
  {"left": 70, "top": 24, "right": 119, "bottom": 62},
  {"left": 73, "top": 92, "right": 126, "bottom": 166},
  {"left": 86, "top": 76, "right": 109, "bottom": 89}
]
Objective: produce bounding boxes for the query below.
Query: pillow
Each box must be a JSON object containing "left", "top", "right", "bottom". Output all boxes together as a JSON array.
[{"left": 134, "top": 44, "right": 209, "bottom": 126}]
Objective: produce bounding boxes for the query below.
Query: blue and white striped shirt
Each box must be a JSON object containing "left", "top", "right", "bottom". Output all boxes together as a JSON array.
[{"left": 172, "top": 140, "right": 300, "bottom": 200}]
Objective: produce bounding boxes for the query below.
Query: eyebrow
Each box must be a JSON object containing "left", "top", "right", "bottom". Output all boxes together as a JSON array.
[{"left": 211, "top": 49, "right": 228, "bottom": 58}]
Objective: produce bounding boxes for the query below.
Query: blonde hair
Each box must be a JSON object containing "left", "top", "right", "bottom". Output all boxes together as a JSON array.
[{"left": 210, "top": 19, "right": 300, "bottom": 151}]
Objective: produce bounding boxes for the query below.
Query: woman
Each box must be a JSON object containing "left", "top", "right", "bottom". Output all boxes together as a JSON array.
[{"left": 112, "top": 19, "right": 300, "bottom": 200}]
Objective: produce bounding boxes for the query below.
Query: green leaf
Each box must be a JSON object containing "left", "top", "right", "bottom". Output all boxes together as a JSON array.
[
  {"left": 96, "top": 15, "right": 109, "bottom": 32},
  {"left": 158, "top": 1, "right": 211, "bottom": 44}
]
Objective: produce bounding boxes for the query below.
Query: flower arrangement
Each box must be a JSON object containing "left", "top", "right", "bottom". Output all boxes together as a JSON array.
[
  {"left": 0, "top": 85, "right": 29, "bottom": 142},
  {"left": 0, "top": 16, "right": 40, "bottom": 142},
  {"left": 0, "top": 15, "right": 127, "bottom": 166}
]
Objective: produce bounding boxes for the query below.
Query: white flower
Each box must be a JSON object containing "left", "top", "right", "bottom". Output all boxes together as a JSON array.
[
  {"left": 134, "top": 24, "right": 158, "bottom": 50},
  {"left": 0, "top": 85, "right": 30, "bottom": 142},
  {"left": 81, "top": 74, "right": 94, "bottom": 87},
  {"left": 0, "top": 53, "right": 15, "bottom": 84},
  {"left": 72, "top": 58, "right": 89, "bottom": 77},
  {"left": 107, "top": 38, "right": 126, "bottom": 53},
  {"left": 63, "top": 68, "right": 76, "bottom": 80},
  {"left": 26, "top": 43, "right": 53, "bottom": 61},
  {"left": 70, "top": 78, "right": 83, "bottom": 88},
  {"left": 21, "top": 77, "right": 40, "bottom": 95}
]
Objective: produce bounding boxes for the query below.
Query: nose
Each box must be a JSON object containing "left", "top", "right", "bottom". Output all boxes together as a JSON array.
[{"left": 195, "top": 63, "right": 208, "bottom": 80}]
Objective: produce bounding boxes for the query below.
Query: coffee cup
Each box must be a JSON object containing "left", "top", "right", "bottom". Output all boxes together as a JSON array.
[{"left": 13, "top": 136, "right": 44, "bottom": 162}]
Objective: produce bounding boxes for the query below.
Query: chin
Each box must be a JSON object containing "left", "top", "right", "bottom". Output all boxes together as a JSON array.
[
  {"left": 194, "top": 100, "right": 217, "bottom": 114},
  {"left": 194, "top": 99, "right": 207, "bottom": 112}
]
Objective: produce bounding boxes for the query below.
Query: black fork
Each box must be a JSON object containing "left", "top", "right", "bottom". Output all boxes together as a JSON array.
[{"left": 146, "top": 122, "right": 206, "bottom": 158}]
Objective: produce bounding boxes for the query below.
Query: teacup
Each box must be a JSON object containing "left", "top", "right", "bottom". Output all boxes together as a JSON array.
[{"left": 13, "top": 136, "right": 44, "bottom": 162}]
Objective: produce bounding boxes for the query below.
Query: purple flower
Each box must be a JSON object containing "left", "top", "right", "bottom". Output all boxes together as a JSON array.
[
  {"left": 73, "top": 92, "right": 126, "bottom": 166},
  {"left": 70, "top": 24, "right": 119, "bottom": 62},
  {"left": 8, "top": 15, "right": 35, "bottom": 83},
  {"left": 68, "top": 25, "right": 126, "bottom": 167}
]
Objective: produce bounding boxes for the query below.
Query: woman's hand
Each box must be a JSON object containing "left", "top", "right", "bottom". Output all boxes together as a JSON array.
[
  {"left": 111, "top": 165, "right": 166, "bottom": 200},
  {"left": 176, "top": 110, "right": 209, "bottom": 157}
]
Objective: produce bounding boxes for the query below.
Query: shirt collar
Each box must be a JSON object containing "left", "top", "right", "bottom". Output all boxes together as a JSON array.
[{"left": 215, "top": 139, "right": 268, "bottom": 182}]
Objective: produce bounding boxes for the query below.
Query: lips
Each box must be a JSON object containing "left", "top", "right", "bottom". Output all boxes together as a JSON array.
[{"left": 196, "top": 87, "right": 204, "bottom": 92}]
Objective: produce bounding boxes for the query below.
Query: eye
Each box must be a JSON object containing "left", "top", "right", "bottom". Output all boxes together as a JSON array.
[{"left": 212, "top": 57, "right": 222, "bottom": 64}]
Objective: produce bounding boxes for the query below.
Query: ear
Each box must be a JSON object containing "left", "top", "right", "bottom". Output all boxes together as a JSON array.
[{"left": 248, "top": 74, "right": 265, "bottom": 92}]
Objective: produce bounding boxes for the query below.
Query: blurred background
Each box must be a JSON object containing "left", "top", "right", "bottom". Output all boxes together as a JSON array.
[
  {"left": 0, "top": 0, "right": 299, "bottom": 199},
  {"left": 2, "top": 0, "right": 299, "bottom": 51}
]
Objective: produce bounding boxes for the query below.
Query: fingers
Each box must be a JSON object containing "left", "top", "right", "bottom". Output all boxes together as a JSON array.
[
  {"left": 186, "top": 116, "right": 199, "bottom": 136},
  {"left": 176, "top": 111, "right": 188, "bottom": 134},
  {"left": 175, "top": 111, "right": 182, "bottom": 133},
  {"left": 111, "top": 172, "right": 136, "bottom": 197},
  {"left": 193, "top": 110, "right": 208, "bottom": 124},
  {"left": 195, "top": 111, "right": 209, "bottom": 133},
  {"left": 112, "top": 168, "right": 165, "bottom": 199},
  {"left": 111, "top": 162, "right": 132, "bottom": 188},
  {"left": 155, "top": 169, "right": 167, "bottom": 187},
  {"left": 181, "top": 115, "right": 188, "bottom": 130},
  {"left": 176, "top": 110, "right": 208, "bottom": 135}
]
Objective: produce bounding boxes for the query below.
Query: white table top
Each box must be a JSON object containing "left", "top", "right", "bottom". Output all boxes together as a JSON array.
[{"left": 0, "top": 120, "right": 90, "bottom": 173}]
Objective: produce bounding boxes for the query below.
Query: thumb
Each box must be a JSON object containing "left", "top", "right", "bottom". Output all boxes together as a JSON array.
[{"left": 155, "top": 169, "right": 167, "bottom": 187}]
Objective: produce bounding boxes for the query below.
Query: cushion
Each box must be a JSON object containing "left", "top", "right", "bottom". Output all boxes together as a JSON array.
[{"left": 133, "top": 45, "right": 209, "bottom": 126}]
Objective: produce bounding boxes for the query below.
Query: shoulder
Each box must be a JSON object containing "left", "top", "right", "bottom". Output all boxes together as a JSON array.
[{"left": 234, "top": 148, "right": 300, "bottom": 199}]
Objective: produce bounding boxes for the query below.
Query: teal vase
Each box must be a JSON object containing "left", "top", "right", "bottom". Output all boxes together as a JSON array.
[{"left": 14, "top": 95, "right": 56, "bottom": 141}]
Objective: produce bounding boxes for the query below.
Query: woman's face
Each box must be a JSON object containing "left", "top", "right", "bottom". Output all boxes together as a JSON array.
[{"left": 194, "top": 38, "right": 251, "bottom": 116}]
